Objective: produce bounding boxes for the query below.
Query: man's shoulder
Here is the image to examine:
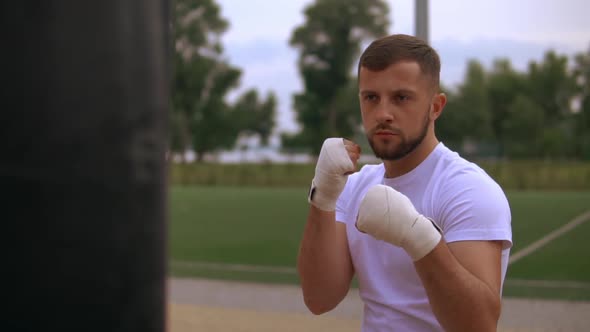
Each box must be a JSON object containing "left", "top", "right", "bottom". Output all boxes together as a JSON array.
[
  {"left": 437, "top": 153, "right": 505, "bottom": 201},
  {"left": 432, "top": 146, "right": 508, "bottom": 205},
  {"left": 436, "top": 146, "right": 498, "bottom": 187},
  {"left": 432, "top": 146, "right": 511, "bottom": 238}
]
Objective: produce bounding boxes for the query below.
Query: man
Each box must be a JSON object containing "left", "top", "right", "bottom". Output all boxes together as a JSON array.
[{"left": 298, "top": 34, "right": 512, "bottom": 332}]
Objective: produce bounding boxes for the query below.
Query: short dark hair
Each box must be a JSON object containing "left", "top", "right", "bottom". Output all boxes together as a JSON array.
[{"left": 358, "top": 34, "right": 441, "bottom": 89}]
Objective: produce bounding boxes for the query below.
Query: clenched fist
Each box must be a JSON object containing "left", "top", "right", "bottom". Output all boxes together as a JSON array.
[
  {"left": 308, "top": 138, "right": 360, "bottom": 211},
  {"left": 355, "top": 185, "right": 442, "bottom": 261}
]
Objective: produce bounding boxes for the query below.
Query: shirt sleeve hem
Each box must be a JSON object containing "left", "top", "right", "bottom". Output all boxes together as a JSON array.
[{"left": 443, "top": 229, "right": 513, "bottom": 249}]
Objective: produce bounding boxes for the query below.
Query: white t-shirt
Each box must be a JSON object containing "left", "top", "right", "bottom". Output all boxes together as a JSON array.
[{"left": 335, "top": 142, "right": 512, "bottom": 332}]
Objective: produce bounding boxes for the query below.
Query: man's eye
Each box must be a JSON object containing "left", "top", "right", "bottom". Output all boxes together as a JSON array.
[
  {"left": 364, "top": 94, "right": 378, "bottom": 101},
  {"left": 396, "top": 95, "right": 409, "bottom": 102}
]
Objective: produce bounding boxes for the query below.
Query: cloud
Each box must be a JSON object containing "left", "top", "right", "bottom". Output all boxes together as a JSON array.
[{"left": 224, "top": 40, "right": 302, "bottom": 133}]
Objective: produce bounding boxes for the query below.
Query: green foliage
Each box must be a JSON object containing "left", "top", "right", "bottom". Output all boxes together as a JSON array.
[
  {"left": 436, "top": 85, "right": 461, "bottom": 145},
  {"left": 172, "top": 0, "right": 241, "bottom": 160},
  {"left": 174, "top": 0, "right": 228, "bottom": 54},
  {"left": 486, "top": 59, "right": 529, "bottom": 156},
  {"left": 527, "top": 51, "right": 578, "bottom": 159},
  {"left": 572, "top": 47, "right": 590, "bottom": 159},
  {"left": 171, "top": 0, "right": 277, "bottom": 161},
  {"left": 286, "top": 0, "right": 390, "bottom": 154},
  {"left": 527, "top": 51, "right": 576, "bottom": 124},
  {"left": 438, "top": 60, "right": 493, "bottom": 147},
  {"left": 232, "top": 90, "right": 277, "bottom": 145},
  {"left": 501, "top": 94, "right": 544, "bottom": 158},
  {"left": 457, "top": 61, "right": 494, "bottom": 140},
  {"left": 169, "top": 1, "right": 588, "bottom": 162},
  {"left": 439, "top": 50, "right": 589, "bottom": 160}
]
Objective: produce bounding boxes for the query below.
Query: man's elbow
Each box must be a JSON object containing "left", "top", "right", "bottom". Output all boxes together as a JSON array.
[
  {"left": 302, "top": 288, "right": 346, "bottom": 315},
  {"left": 478, "top": 294, "right": 502, "bottom": 331},
  {"left": 303, "top": 296, "right": 337, "bottom": 315},
  {"left": 490, "top": 294, "right": 502, "bottom": 325}
]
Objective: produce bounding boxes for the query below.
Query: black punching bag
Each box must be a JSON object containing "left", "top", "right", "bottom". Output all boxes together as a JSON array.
[{"left": 4, "top": 1, "right": 170, "bottom": 331}]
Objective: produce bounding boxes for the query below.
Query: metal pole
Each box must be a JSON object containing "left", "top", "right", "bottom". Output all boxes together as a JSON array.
[
  {"left": 415, "top": 0, "right": 429, "bottom": 44},
  {"left": 5, "top": 1, "right": 170, "bottom": 331}
]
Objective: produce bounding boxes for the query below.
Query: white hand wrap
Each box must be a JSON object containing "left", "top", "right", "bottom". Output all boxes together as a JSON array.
[
  {"left": 308, "top": 138, "right": 355, "bottom": 211},
  {"left": 355, "top": 185, "right": 441, "bottom": 261}
]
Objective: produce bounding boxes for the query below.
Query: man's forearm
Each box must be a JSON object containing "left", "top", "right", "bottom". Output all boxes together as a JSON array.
[
  {"left": 297, "top": 207, "right": 353, "bottom": 314},
  {"left": 414, "top": 241, "right": 501, "bottom": 332}
]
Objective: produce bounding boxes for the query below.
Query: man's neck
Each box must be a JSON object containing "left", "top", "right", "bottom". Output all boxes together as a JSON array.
[{"left": 383, "top": 135, "right": 439, "bottom": 178}]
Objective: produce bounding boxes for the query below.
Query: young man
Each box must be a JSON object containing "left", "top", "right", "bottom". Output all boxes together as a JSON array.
[{"left": 298, "top": 34, "right": 513, "bottom": 332}]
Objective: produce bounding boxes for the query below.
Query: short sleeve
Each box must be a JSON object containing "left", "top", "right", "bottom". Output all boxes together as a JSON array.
[{"left": 437, "top": 171, "right": 513, "bottom": 250}]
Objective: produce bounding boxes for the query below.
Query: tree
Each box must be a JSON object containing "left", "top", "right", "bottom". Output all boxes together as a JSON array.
[
  {"left": 486, "top": 59, "right": 527, "bottom": 157},
  {"left": 232, "top": 90, "right": 277, "bottom": 146},
  {"left": 528, "top": 51, "right": 578, "bottom": 158},
  {"left": 172, "top": 0, "right": 249, "bottom": 161},
  {"left": 456, "top": 60, "right": 494, "bottom": 140},
  {"left": 527, "top": 51, "right": 577, "bottom": 125},
  {"left": 172, "top": 0, "right": 238, "bottom": 160},
  {"left": 435, "top": 84, "right": 463, "bottom": 149},
  {"left": 285, "top": 0, "right": 390, "bottom": 154},
  {"left": 437, "top": 60, "right": 494, "bottom": 155},
  {"left": 501, "top": 94, "right": 544, "bottom": 158},
  {"left": 571, "top": 47, "right": 590, "bottom": 160}
]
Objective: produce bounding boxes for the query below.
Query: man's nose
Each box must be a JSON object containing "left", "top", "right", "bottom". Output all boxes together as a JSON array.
[{"left": 375, "top": 102, "right": 394, "bottom": 123}]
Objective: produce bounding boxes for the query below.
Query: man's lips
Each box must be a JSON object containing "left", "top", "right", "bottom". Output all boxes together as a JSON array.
[{"left": 374, "top": 130, "right": 398, "bottom": 136}]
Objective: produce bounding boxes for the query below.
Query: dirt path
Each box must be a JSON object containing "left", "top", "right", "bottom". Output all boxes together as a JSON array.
[{"left": 168, "top": 278, "right": 590, "bottom": 332}]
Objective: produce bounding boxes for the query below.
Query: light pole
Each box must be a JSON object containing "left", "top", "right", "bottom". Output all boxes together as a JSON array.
[{"left": 415, "top": 0, "right": 429, "bottom": 44}]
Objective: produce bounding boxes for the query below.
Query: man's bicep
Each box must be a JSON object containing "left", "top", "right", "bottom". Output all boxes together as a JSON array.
[{"left": 447, "top": 240, "right": 503, "bottom": 294}]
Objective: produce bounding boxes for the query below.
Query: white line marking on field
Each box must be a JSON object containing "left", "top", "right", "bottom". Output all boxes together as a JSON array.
[
  {"left": 171, "top": 209, "right": 590, "bottom": 289},
  {"left": 509, "top": 209, "right": 590, "bottom": 265},
  {"left": 504, "top": 278, "right": 590, "bottom": 289},
  {"left": 171, "top": 261, "right": 590, "bottom": 290}
]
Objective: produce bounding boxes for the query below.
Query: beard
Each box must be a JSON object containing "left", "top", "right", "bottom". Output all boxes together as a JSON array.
[{"left": 366, "top": 109, "right": 430, "bottom": 161}]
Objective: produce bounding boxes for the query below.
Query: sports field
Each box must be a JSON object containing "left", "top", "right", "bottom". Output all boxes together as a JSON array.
[{"left": 168, "top": 186, "right": 590, "bottom": 301}]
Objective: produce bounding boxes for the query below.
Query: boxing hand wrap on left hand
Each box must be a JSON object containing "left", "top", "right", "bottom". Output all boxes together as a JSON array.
[{"left": 355, "top": 184, "right": 441, "bottom": 261}]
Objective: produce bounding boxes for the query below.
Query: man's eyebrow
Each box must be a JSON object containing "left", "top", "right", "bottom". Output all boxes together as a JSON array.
[
  {"left": 359, "top": 90, "right": 377, "bottom": 96},
  {"left": 389, "top": 88, "right": 417, "bottom": 95},
  {"left": 359, "top": 89, "right": 418, "bottom": 96},
  {"left": 359, "top": 88, "right": 417, "bottom": 96}
]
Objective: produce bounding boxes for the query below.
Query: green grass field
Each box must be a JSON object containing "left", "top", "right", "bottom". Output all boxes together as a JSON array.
[{"left": 168, "top": 186, "right": 590, "bottom": 301}]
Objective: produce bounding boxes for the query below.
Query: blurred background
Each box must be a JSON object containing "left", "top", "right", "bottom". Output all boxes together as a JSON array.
[
  {"left": 9, "top": 0, "right": 589, "bottom": 331},
  {"left": 169, "top": 0, "right": 590, "bottom": 304}
]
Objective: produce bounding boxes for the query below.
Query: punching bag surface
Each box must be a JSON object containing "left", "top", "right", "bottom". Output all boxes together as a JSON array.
[{"left": 5, "top": 1, "right": 170, "bottom": 331}]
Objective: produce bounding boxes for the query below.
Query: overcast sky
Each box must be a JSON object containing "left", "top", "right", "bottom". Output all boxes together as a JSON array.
[{"left": 215, "top": 0, "right": 590, "bottom": 135}]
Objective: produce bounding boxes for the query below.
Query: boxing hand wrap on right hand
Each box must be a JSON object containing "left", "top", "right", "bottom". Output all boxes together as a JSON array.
[
  {"left": 355, "top": 185, "right": 442, "bottom": 261},
  {"left": 308, "top": 138, "right": 355, "bottom": 212}
]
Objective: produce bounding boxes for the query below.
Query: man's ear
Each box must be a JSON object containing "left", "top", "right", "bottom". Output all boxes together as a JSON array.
[{"left": 431, "top": 92, "right": 447, "bottom": 121}]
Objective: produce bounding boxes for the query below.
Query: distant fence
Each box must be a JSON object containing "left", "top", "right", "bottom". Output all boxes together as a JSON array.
[
  {"left": 478, "top": 160, "right": 590, "bottom": 190},
  {"left": 169, "top": 162, "right": 315, "bottom": 187},
  {"left": 169, "top": 161, "right": 590, "bottom": 191}
]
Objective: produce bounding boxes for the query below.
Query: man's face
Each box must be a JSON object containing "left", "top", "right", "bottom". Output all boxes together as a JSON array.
[{"left": 358, "top": 61, "right": 436, "bottom": 161}]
